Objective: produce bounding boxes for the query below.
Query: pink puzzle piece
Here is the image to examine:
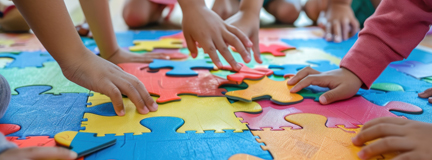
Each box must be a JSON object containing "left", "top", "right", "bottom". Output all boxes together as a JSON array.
[
  {"left": 150, "top": 49, "right": 188, "bottom": 60},
  {"left": 0, "top": 124, "right": 20, "bottom": 135},
  {"left": 6, "top": 136, "right": 55, "bottom": 147},
  {"left": 389, "top": 61, "right": 432, "bottom": 79},
  {"left": 258, "top": 43, "right": 295, "bottom": 57},
  {"left": 220, "top": 63, "right": 274, "bottom": 83},
  {"left": 235, "top": 97, "right": 422, "bottom": 130},
  {"left": 118, "top": 63, "right": 236, "bottom": 103}
]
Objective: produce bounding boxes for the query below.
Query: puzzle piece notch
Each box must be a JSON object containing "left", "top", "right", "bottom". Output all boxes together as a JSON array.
[
  {"left": 129, "top": 38, "right": 183, "bottom": 51},
  {"left": 81, "top": 95, "right": 262, "bottom": 136},
  {"left": 389, "top": 61, "right": 432, "bottom": 79},
  {"left": 235, "top": 96, "right": 422, "bottom": 130},
  {"left": 85, "top": 117, "right": 272, "bottom": 160},
  {"left": 149, "top": 59, "right": 215, "bottom": 76},
  {"left": 0, "top": 51, "right": 55, "bottom": 68},
  {"left": 55, "top": 131, "right": 116, "bottom": 157},
  {"left": 119, "top": 63, "right": 235, "bottom": 103},
  {"left": 0, "top": 124, "right": 20, "bottom": 135},
  {"left": 219, "top": 63, "right": 274, "bottom": 83},
  {"left": 252, "top": 114, "right": 390, "bottom": 160},
  {"left": 225, "top": 76, "right": 304, "bottom": 105}
]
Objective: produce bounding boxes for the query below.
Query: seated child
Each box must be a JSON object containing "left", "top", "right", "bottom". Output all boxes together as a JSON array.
[
  {"left": 0, "top": 0, "right": 29, "bottom": 32},
  {"left": 288, "top": 0, "right": 432, "bottom": 159}
]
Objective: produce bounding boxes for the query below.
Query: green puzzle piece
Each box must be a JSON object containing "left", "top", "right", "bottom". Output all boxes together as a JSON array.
[
  {"left": 422, "top": 77, "right": 432, "bottom": 84},
  {"left": 297, "top": 88, "right": 323, "bottom": 101},
  {"left": 370, "top": 83, "right": 404, "bottom": 92},
  {"left": 0, "top": 62, "right": 89, "bottom": 94}
]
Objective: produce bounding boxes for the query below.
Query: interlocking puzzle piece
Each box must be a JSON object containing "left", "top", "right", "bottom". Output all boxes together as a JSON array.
[
  {"left": 229, "top": 154, "right": 264, "bottom": 160},
  {"left": 373, "top": 67, "right": 432, "bottom": 92},
  {"left": 235, "top": 96, "right": 422, "bottom": 130},
  {"left": 0, "top": 124, "right": 20, "bottom": 135},
  {"left": 119, "top": 63, "right": 233, "bottom": 103},
  {"left": 363, "top": 91, "right": 432, "bottom": 123},
  {"left": 389, "top": 61, "right": 432, "bottom": 79},
  {"left": 6, "top": 136, "right": 55, "bottom": 147},
  {"left": 55, "top": 131, "right": 116, "bottom": 157},
  {"left": 422, "top": 76, "right": 432, "bottom": 83},
  {"left": 0, "top": 33, "right": 45, "bottom": 52},
  {"left": 225, "top": 76, "right": 304, "bottom": 105},
  {"left": 129, "top": 38, "right": 183, "bottom": 52},
  {"left": 252, "top": 114, "right": 391, "bottom": 160},
  {"left": 85, "top": 117, "right": 272, "bottom": 160},
  {"left": 282, "top": 36, "right": 357, "bottom": 58},
  {"left": 148, "top": 59, "right": 215, "bottom": 76},
  {"left": 269, "top": 60, "right": 339, "bottom": 76},
  {"left": 0, "top": 86, "right": 89, "bottom": 138},
  {"left": 258, "top": 43, "right": 295, "bottom": 56},
  {"left": 370, "top": 83, "right": 404, "bottom": 92},
  {"left": 0, "top": 62, "right": 89, "bottom": 94},
  {"left": 262, "top": 48, "right": 341, "bottom": 67},
  {"left": 220, "top": 63, "right": 274, "bottom": 83},
  {"left": 0, "top": 51, "right": 55, "bottom": 68},
  {"left": 81, "top": 94, "right": 262, "bottom": 135}
]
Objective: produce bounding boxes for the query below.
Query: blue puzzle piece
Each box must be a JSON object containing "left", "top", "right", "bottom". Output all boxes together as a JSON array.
[
  {"left": 133, "top": 30, "right": 182, "bottom": 41},
  {"left": 373, "top": 67, "right": 432, "bottom": 92},
  {"left": 307, "top": 60, "right": 339, "bottom": 72},
  {"left": 71, "top": 132, "right": 117, "bottom": 157},
  {"left": 362, "top": 91, "right": 431, "bottom": 123},
  {"left": 0, "top": 86, "right": 90, "bottom": 138},
  {"left": 0, "top": 51, "right": 55, "bottom": 68},
  {"left": 116, "top": 31, "right": 134, "bottom": 47},
  {"left": 149, "top": 59, "right": 214, "bottom": 76},
  {"left": 269, "top": 60, "right": 338, "bottom": 76},
  {"left": 85, "top": 117, "right": 272, "bottom": 160}
]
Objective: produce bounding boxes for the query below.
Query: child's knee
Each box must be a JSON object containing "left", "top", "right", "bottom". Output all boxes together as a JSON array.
[
  {"left": 275, "top": 1, "right": 301, "bottom": 24},
  {"left": 0, "top": 74, "right": 10, "bottom": 118},
  {"left": 304, "top": 0, "right": 325, "bottom": 22},
  {"left": 123, "top": 11, "right": 151, "bottom": 28}
]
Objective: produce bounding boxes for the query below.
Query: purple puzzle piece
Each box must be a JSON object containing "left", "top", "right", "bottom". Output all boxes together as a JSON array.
[{"left": 389, "top": 61, "right": 432, "bottom": 79}]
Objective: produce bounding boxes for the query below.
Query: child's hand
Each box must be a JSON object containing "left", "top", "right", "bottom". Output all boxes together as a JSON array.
[
  {"left": 104, "top": 48, "right": 170, "bottom": 64},
  {"left": 225, "top": 11, "right": 262, "bottom": 64},
  {"left": 61, "top": 51, "right": 157, "bottom": 116},
  {"left": 418, "top": 88, "right": 432, "bottom": 103},
  {"left": 288, "top": 67, "right": 363, "bottom": 104},
  {"left": 352, "top": 117, "right": 432, "bottom": 160},
  {"left": 318, "top": 1, "right": 359, "bottom": 43},
  {"left": 0, "top": 147, "right": 77, "bottom": 160},
  {"left": 179, "top": 1, "right": 252, "bottom": 71}
]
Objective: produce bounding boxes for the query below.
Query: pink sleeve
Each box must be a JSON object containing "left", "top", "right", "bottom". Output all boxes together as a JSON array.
[{"left": 340, "top": 0, "right": 432, "bottom": 88}]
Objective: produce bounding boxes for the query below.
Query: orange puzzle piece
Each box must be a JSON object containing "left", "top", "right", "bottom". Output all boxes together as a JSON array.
[
  {"left": 220, "top": 63, "right": 274, "bottom": 83},
  {"left": 252, "top": 114, "right": 395, "bottom": 160},
  {"left": 224, "top": 76, "right": 303, "bottom": 105}
]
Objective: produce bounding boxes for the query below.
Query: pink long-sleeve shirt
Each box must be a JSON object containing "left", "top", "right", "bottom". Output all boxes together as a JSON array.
[{"left": 340, "top": 0, "right": 432, "bottom": 88}]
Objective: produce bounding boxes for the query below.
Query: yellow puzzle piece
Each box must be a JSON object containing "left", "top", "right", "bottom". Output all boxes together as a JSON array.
[
  {"left": 129, "top": 38, "right": 183, "bottom": 51},
  {"left": 81, "top": 93, "right": 262, "bottom": 136},
  {"left": 225, "top": 76, "right": 303, "bottom": 105},
  {"left": 252, "top": 114, "right": 395, "bottom": 160}
]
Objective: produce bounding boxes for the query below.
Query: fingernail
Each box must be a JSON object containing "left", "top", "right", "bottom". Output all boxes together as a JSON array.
[
  {"left": 326, "top": 33, "right": 332, "bottom": 40},
  {"left": 236, "top": 63, "right": 242, "bottom": 70},
  {"left": 248, "top": 42, "right": 253, "bottom": 47},
  {"left": 69, "top": 151, "right": 78, "bottom": 159},
  {"left": 335, "top": 36, "right": 342, "bottom": 43},
  {"left": 119, "top": 109, "right": 125, "bottom": 116},
  {"left": 287, "top": 79, "right": 293, "bottom": 85},
  {"left": 217, "top": 62, "right": 223, "bottom": 68},
  {"left": 165, "top": 56, "right": 170, "bottom": 60},
  {"left": 152, "top": 102, "right": 158, "bottom": 111},
  {"left": 357, "top": 150, "right": 365, "bottom": 159},
  {"left": 290, "top": 86, "right": 297, "bottom": 92},
  {"left": 351, "top": 137, "right": 358, "bottom": 143},
  {"left": 319, "top": 96, "right": 327, "bottom": 104}
]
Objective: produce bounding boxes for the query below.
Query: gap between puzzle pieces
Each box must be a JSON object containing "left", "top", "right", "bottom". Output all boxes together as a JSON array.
[
  {"left": 81, "top": 94, "right": 262, "bottom": 135},
  {"left": 235, "top": 96, "right": 422, "bottom": 130},
  {"left": 119, "top": 63, "right": 234, "bottom": 103},
  {"left": 83, "top": 117, "right": 272, "bottom": 160},
  {"left": 149, "top": 59, "right": 215, "bottom": 76},
  {"left": 251, "top": 113, "right": 395, "bottom": 160},
  {"left": 225, "top": 76, "right": 304, "bottom": 105}
]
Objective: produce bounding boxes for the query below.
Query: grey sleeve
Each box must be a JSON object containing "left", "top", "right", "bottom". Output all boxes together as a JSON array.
[
  {"left": 0, "top": 133, "right": 17, "bottom": 154},
  {"left": 0, "top": 74, "right": 11, "bottom": 118}
]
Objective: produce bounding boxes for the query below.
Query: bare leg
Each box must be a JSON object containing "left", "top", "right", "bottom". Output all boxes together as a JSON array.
[
  {"left": 265, "top": 0, "right": 302, "bottom": 24},
  {"left": 122, "top": 0, "right": 166, "bottom": 28}
]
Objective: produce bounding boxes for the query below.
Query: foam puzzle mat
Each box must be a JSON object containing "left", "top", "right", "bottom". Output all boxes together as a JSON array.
[{"left": 0, "top": 27, "right": 432, "bottom": 159}]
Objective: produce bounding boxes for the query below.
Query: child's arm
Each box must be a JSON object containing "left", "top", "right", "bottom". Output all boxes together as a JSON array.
[
  {"left": 12, "top": 0, "right": 158, "bottom": 116},
  {"left": 79, "top": 0, "right": 169, "bottom": 64},
  {"left": 288, "top": 0, "right": 432, "bottom": 104},
  {"left": 225, "top": 0, "right": 264, "bottom": 64},
  {"left": 352, "top": 117, "right": 432, "bottom": 160},
  {"left": 178, "top": 0, "right": 253, "bottom": 71},
  {"left": 321, "top": 0, "right": 359, "bottom": 42}
]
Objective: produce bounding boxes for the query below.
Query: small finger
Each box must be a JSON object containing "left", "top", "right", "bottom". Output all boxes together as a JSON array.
[
  {"left": 358, "top": 137, "right": 413, "bottom": 160},
  {"left": 352, "top": 124, "right": 406, "bottom": 146},
  {"left": 287, "top": 66, "right": 320, "bottom": 85},
  {"left": 224, "top": 31, "right": 251, "bottom": 64},
  {"left": 214, "top": 37, "right": 241, "bottom": 71},
  {"left": 418, "top": 88, "right": 432, "bottom": 98},
  {"left": 24, "top": 147, "right": 77, "bottom": 160},
  {"left": 393, "top": 152, "right": 421, "bottom": 160},
  {"left": 185, "top": 33, "right": 198, "bottom": 58},
  {"left": 202, "top": 41, "right": 223, "bottom": 68},
  {"left": 251, "top": 32, "right": 262, "bottom": 64},
  {"left": 129, "top": 75, "right": 158, "bottom": 112},
  {"left": 332, "top": 20, "right": 342, "bottom": 42},
  {"left": 104, "top": 83, "right": 126, "bottom": 116},
  {"left": 325, "top": 22, "right": 333, "bottom": 41},
  {"left": 226, "top": 25, "right": 253, "bottom": 48},
  {"left": 350, "top": 19, "right": 360, "bottom": 37},
  {"left": 360, "top": 117, "right": 410, "bottom": 132},
  {"left": 115, "top": 77, "right": 149, "bottom": 114},
  {"left": 342, "top": 18, "right": 350, "bottom": 41},
  {"left": 290, "top": 75, "right": 320, "bottom": 93}
]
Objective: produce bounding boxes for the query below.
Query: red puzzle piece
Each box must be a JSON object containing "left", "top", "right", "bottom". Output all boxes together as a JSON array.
[
  {"left": 118, "top": 63, "right": 237, "bottom": 103},
  {"left": 6, "top": 136, "right": 55, "bottom": 147},
  {"left": 235, "top": 97, "right": 422, "bottom": 130},
  {"left": 0, "top": 124, "right": 20, "bottom": 135},
  {"left": 220, "top": 63, "right": 274, "bottom": 83},
  {"left": 259, "top": 44, "right": 295, "bottom": 57}
]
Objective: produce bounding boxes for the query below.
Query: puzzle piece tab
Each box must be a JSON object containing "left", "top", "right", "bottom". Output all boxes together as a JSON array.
[
  {"left": 129, "top": 38, "right": 183, "bottom": 51},
  {"left": 148, "top": 59, "right": 215, "bottom": 76},
  {"left": 0, "top": 62, "right": 89, "bottom": 94},
  {"left": 85, "top": 117, "right": 272, "bottom": 160},
  {"left": 0, "top": 86, "right": 89, "bottom": 138},
  {"left": 220, "top": 63, "right": 274, "bottom": 83},
  {"left": 225, "top": 76, "right": 303, "bottom": 105},
  {"left": 259, "top": 43, "right": 295, "bottom": 56},
  {"left": 119, "top": 63, "right": 234, "bottom": 103},
  {"left": 81, "top": 94, "right": 262, "bottom": 135},
  {"left": 235, "top": 97, "right": 422, "bottom": 130},
  {"left": 0, "top": 124, "right": 20, "bottom": 135}
]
